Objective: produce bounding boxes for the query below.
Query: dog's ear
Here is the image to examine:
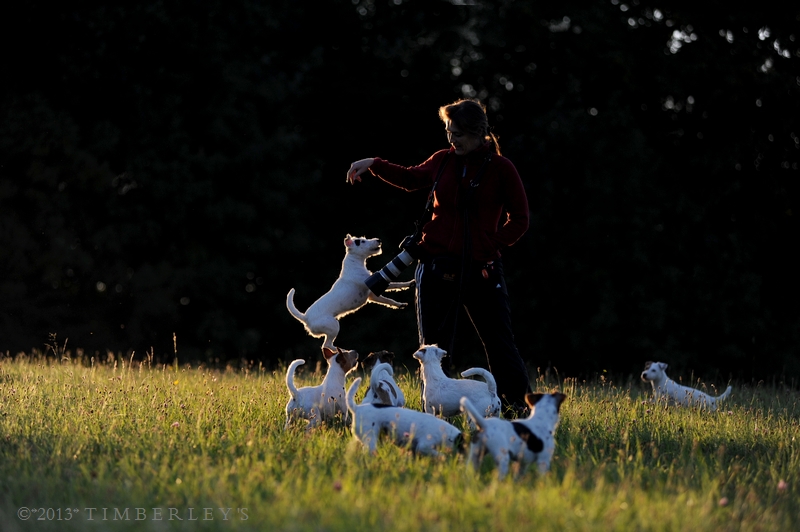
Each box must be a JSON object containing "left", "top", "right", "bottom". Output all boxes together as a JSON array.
[
  {"left": 362, "top": 352, "right": 376, "bottom": 369},
  {"left": 334, "top": 349, "right": 357, "bottom": 372},
  {"left": 525, "top": 393, "right": 544, "bottom": 408},
  {"left": 346, "top": 349, "right": 359, "bottom": 367},
  {"left": 380, "top": 351, "right": 394, "bottom": 363},
  {"left": 322, "top": 347, "right": 337, "bottom": 360},
  {"left": 345, "top": 235, "right": 353, "bottom": 247},
  {"left": 644, "top": 361, "right": 653, "bottom": 369},
  {"left": 659, "top": 362, "right": 668, "bottom": 370},
  {"left": 374, "top": 381, "right": 394, "bottom": 405}
]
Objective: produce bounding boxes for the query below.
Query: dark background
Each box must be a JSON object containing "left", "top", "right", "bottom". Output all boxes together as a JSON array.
[{"left": 1, "top": 1, "right": 798, "bottom": 381}]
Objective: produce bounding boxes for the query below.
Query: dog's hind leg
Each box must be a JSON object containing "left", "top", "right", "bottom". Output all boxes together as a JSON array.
[
  {"left": 360, "top": 427, "right": 379, "bottom": 454},
  {"left": 314, "top": 317, "right": 340, "bottom": 353},
  {"left": 535, "top": 457, "right": 551, "bottom": 474},
  {"left": 284, "top": 402, "right": 298, "bottom": 430},
  {"left": 515, "top": 461, "right": 529, "bottom": 480},
  {"left": 467, "top": 443, "right": 483, "bottom": 470},
  {"left": 305, "top": 408, "right": 321, "bottom": 431},
  {"left": 495, "top": 452, "right": 511, "bottom": 480}
]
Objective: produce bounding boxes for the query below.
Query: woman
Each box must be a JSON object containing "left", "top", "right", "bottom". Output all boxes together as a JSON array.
[{"left": 346, "top": 98, "right": 532, "bottom": 413}]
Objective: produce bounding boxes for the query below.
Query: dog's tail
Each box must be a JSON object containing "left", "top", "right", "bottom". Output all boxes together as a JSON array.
[
  {"left": 285, "top": 359, "right": 305, "bottom": 399},
  {"left": 460, "top": 396, "right": 488, "bottom": 431},
  {"left": 460, "top": 367, "right": 498, "bottom": 397},
  {"left": 346, "top": 377, "right": 362, "bottom": 417},
  {"left": 371, "top": 362, "right": 394, "bottom": 378},
  {"left": 286, "top": 289, "right": 307, "bottom": 323},
  {"left": 369, "top": 362, "right": 397, "bottom": 405},
  {"left": 716, "top": 385, "right": 732, "bottom": 402}
]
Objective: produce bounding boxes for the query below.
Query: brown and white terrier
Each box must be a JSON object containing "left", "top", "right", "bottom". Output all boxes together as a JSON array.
[
  {"left": 461, "top": 392, "right": 567, "bottom": 479},
  {"left": 284, "top": 347, "right": 359, "bottom": 429}
]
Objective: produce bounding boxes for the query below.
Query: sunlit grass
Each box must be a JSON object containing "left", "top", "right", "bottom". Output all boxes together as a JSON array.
[{"left": 0, "top": 352, "right": 797, "bottom": 531}]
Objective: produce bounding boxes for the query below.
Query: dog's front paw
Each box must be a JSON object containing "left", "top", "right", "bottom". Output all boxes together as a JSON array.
[{"left": 386, "top": 280, "right": 415, "bottom": 291}]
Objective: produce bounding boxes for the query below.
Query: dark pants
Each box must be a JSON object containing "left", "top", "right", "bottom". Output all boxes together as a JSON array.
[{"left": 414, "top": 257, "right": 532, "bottom": 409}]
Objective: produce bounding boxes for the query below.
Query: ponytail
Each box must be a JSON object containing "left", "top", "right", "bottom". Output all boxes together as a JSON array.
[{"left": 489, "top": 130, "right": 501, "bottom": 156}]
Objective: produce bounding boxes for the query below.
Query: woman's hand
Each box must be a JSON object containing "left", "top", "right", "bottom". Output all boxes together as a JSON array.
[{"left": 346, "top": 158, "right": 375, "bottom": 184}]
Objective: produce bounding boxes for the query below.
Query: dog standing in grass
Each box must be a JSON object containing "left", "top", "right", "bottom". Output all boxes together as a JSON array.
[
  {"left": 413, "top": 344, "right": 501, "bottom": 418},
  {"left": 284, "top": 348, "right": 359, "bottom": 429},
  {"left": 345, "top": 376, "right": 463, "bottom": 456},
  {"left": 286, "top": 235, "right": 413, "bottom": 357},
  {"left": 460, "top": 392, "right": 566, "bottom": 479},
  {"left": 640, "top": 361, "right": 732, "bottom": 412}
]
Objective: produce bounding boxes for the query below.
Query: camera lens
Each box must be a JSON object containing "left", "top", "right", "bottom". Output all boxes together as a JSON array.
[{"left": 365, "top": 249, "right": 416, "bottom": 295}]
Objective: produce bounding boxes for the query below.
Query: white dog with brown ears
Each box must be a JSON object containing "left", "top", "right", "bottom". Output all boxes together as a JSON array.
[
  {"left": 286, "top": 235, "right": 413, "bottom": 357},
  {"left": 345, "top": 377, "right": 463, "bottom": 456},
  {"left": 413, "top": 344, "right": 501, "bottom": 418},
  {"left": 641, "top": 361, "right": 732, "bottom": 412},
  {"left": 284, "top": 347, "right": 359, "bottom": 429},
  {"left": 460, "top": 392, "right": 566, "bottom": 479}
]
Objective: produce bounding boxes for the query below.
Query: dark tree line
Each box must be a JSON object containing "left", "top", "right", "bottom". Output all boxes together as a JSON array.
[{"left": 1, "top": 1, "right": 798, "bottom": 380}]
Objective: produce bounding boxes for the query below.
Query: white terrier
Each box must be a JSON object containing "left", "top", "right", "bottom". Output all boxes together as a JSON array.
[
  {"left": 413, "top": 344, "right": 501, "bottom": 418},
  {"left": 460, "top": 392, "right": 566, "bottom": 479},
  {"left": 286, "top": 235, "right": 413, "bottom": 357},
  {"left": 284, "top": 348, "right": 359, "bottom": 429},
  {"left": 345, "top": 377, "right": 463, "bottom": 456},
  {"left": 641, "top": 361, "right": 732, "bottom": 412},
  {"left": 360, "top": 351, "right": 405, "bottom": 407}
]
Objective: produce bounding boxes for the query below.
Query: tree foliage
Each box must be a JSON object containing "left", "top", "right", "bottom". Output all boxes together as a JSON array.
[{"left": 1, "top": 1, "right": 798, "bottom": 379}]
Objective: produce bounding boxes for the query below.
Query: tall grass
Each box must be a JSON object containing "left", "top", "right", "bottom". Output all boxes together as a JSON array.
[{"left": 0, "top": 352, "right": 797, "bottom": 531}]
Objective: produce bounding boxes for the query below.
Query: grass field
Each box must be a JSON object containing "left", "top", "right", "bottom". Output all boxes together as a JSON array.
[{"left": 0, "top": 351, "right": 797, "bottom": 531}]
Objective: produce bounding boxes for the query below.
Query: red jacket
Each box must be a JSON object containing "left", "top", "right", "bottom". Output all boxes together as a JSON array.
[{"left": 369, "top": 143, "right": 529, "bottom": 262}]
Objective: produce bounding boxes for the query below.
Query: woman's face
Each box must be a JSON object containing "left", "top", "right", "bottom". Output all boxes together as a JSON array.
[{"left": 445, "top": 120, "right": 482, "bottom": 155}]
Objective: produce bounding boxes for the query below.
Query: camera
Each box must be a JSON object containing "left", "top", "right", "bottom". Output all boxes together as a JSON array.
[{"left": 365, "top": 234, "right": 421, "bottom": 295}]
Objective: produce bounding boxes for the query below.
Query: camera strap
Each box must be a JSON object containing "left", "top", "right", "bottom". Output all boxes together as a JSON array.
[
  {"left": 412, "top": 152, "right": 451, "bottom": 239},
  {"left": 469, "top": 153, "right": 493, "bottom": 189}
]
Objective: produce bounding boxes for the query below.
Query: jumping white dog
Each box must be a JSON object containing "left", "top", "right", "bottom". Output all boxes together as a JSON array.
[
  {"left": 360, "top": 351, "right": 405, "bottom": 407},
  {"left": 345, "top": 377, "right": 463, "bottom": 456},
  {"left": 286, "top": 235, "right": 413, "bottom": 356},
  {"left": 413, "top": 344, "right": 501, "bottom": 418},
  {"left": 460, "top": 392, "right": 566, "bottom": 479},
  {"left": 641, "top": 361, "right": 732, "bottom": 412},
  {"left": 284, "top": 348, "right": 359, "bottom": 429}
]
